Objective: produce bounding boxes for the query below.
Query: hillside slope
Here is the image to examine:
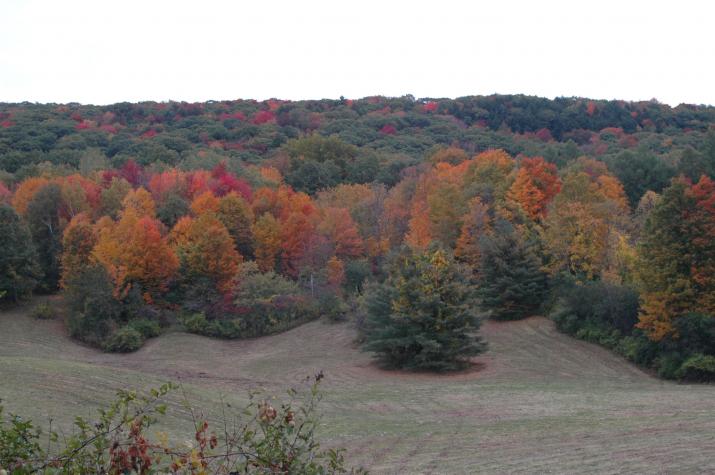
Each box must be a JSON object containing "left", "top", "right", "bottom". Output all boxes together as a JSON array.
[{"left": 1, "top": 301, "right": 714, "bottom": 473}]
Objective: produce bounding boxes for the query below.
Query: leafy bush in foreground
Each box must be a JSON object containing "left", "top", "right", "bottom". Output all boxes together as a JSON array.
[{"left": 0, "top": 375, "right": 364, "bottom": 474}]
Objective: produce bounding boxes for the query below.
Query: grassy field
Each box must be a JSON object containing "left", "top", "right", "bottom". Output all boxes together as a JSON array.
[{"left": 1, "top": 299, "right": 715, "bottom": 474}]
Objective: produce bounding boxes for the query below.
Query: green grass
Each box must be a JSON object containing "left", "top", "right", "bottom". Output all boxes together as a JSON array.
[{"left": 1, "top": 299, "right": 715, "bottom": 473}]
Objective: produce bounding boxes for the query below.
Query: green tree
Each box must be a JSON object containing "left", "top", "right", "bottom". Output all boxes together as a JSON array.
[
  {"left": 25, "top": 183, "right": 64, "bottom": 292},
  {"left": 0, "top": 205, "right": 41, "bottom": 301},
  {"left": 478, "top": 219, "right": 548, "bottom": 320},
  {"left": 608, "top": 150, "right": 674, "bottom": 207},
  {"left": 678, "top": 130, "right": 715, "bottom": 181},
  {"left": 156, "top": 192, "right": 189, "bottom": 228},
  {"left": 64, "top": 264, "right": 123, "bottom": 347},
  {"left": 362, "top": 246, "right": 486, "bottom": 371}
]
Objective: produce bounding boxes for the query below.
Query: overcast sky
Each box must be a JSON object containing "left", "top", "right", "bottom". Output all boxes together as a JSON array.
[{"left": 1, "top": 0, "right": 713, "bottom": 106}]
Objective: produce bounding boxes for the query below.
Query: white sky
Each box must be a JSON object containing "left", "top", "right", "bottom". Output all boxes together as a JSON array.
[{"left": 1, "top": 0, "right": 714, "bottom": 106}]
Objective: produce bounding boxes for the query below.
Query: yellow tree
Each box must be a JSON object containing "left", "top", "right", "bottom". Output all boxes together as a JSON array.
[
  {"left": 217, "top": 191, "right": 254, "bottom": 257},
  {"left": 543, "top": 167, "right": 629, "bottom": 282},
  {"left": 122, "top": 187, "right": 156, "bottom": 218},
  {"left": 171, "top": 214, "right": 242, "bottom": 292},
  {"left": 252, "top": 212, "right": 282, "bottom": 272},
  {"left": 326, "top": 255, "right": 346, "bottom": 289},
  {"left": 60, "top": 212, "right": 97, "bottom": 287},
  {"left": 190, "top": 190, "right": 220, "bottom": 216}
]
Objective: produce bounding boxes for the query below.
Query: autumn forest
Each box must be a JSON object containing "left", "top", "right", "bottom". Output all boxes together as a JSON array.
[{"left": 2, "top": 94, "right": 715, "bottom": 471}]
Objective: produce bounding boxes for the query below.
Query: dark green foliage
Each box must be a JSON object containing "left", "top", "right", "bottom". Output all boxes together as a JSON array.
[
  {"left": 181, "top": 265, "right": 320, "bottom": 339},
  {"left": 30, "top": 302, "right": 55, "bottom": 320},
  {"left": 25, "top": 183, "right": 63, "bottom": 292},
  {"left": 285, "top": 159, "right": 341, "bottom": 194},
  {"left": 362, "top": 247, "right": 486, "bottom": 371},
  {"left": 607, "top": 150, "right": 675, "bottom": 207},
  {"left": 676, "top": 353, "right": 715, "bottom": 381},
  {"left": 551, "top": 284, "right": 715, "bottom": 381},
  {"left": 64, "top": 265, "right": 164, "bottom": 352},
  {"left": 678, "top": 130, "right": 715, "bottom": 180},
  {"left": 127, "top": 318, "right": 161, "bottom": 339},
  {"left": 673, "top": 313, "right": 715, "bottom": 355},
  {"left": 344, "top": 258, "right": 371, "bottom": 293},
  {"left": 64, "top": 265, "right": 123, "bottom": 347},
  {"left": 103, "top": 326, "right": 145, "bottom": 353},
  {"left": 156, "top": 192, "right": 189, "bottom": 227},
  {"left": 317, "top": 292, "right": 349, "bottom": 322},
  {"left": 551, "top": 281, "right": 640, "bottom": 335},
  {"left": 478, "top": 220, "right": 548, "bottom": 320},
  {"left": 233, "top": 267, "right": 319, "bottom": 337},
  {"left": 0, "top": 205, "right": 41, "bottom": 302},
  {"left": 283, "top": 134, "right": 358, "bottom": 193}
]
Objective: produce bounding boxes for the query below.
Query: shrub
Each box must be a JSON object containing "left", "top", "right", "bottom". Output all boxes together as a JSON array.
[
  {"left": 628, "top": 334, "right": 661, "bottom": 367},
  {"left": 552, "top": 281, "right": 639, "bottom": 334},
  {"left": 656, "top": 352, "right": 685, "bottom": 380},
  {"left": 128, "top": 318, "right": 161, "bottom": 339},
  {"left": 217, "top": 263, "right": 321, "bottom": 338},
  {"left": 31, "top": 302, "right": 55, "bottom": 320},
  {"left": 676, "top": 354, "right": 715, "bottom": 382},
  {"left": 103, "top": 326, "right": 145, "bottom": 353},
  {"left": 673, "top": 313, "right": 715, "bottom": 355},
  {"left": 182, "top": 312, "right": 245, "bottom": 339},
  {"left": 182, "top": 312, "right": 210, "bottom": 334},
  {"left": 318, "top": 292, "right": 349, "bottom": 322}
]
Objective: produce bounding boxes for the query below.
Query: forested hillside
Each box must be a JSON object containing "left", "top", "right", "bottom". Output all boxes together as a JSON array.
[{"left": 2, "top": 94, "right": 715, "bottom": 381}]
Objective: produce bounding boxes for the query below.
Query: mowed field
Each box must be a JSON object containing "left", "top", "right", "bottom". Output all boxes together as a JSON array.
[{"left": 1, "top": 299, "right": 715, "bottom": 474}]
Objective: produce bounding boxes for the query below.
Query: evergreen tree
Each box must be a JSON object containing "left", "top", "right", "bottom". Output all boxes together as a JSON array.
[
  {"left": 362, "top": 246, "right": 486, "bottom": 371},
  {"left": 478, "top": 219, "right": 548, "bottom": 320},
  {"left": 0, "top": 205, "right": 41, "bottom": 301}
]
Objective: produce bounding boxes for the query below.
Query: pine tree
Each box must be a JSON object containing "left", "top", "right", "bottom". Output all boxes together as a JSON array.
[
  {"left": 478, "top": 219, "right": 548, "bottom": 320},
  {"left": 362, "top": 246, "right": 486, "bottom": 371}
]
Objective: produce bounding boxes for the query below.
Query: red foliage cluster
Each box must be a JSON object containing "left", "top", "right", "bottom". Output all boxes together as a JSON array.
[
  {"left": 99, "top": 124, "right": 118, "bottom": 134},
  {"left": 380, "top": 124, "right": 397, "bottom": 135},
  {"left": 535, "top": 128, "right": 553, "bottom": 142},
  {"left": 252, "top": 110, "right": 275, "bottom": 125},
  {"left": 140, "top": 129, "right": 157, "bottom": 139},
  {"left": 218, "top": 111, "right": 246, "bottom": 121},
  {"left": 586, "top": 101, "right": 597, "bottom": 116},
  {"left": 422, "top": 101, "right": 438, "bottom": 112}
]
